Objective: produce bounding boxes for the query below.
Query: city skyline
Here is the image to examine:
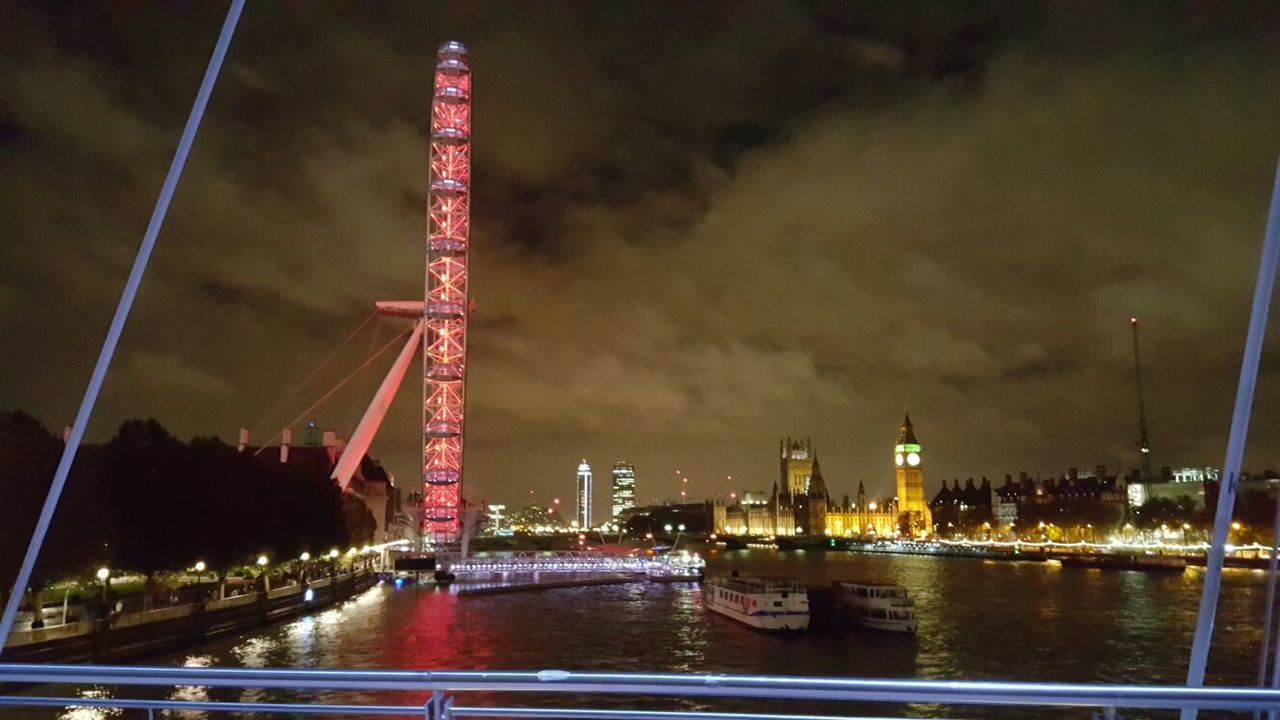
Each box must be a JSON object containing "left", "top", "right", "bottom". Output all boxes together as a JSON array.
[{"left": 7, "top": 4, "right": 1280, "bottom": 508}]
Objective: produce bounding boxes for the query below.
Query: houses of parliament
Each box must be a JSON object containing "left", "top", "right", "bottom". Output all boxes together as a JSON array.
[{"left": 714, "top": 414, "right": 933, "bottom": 538}]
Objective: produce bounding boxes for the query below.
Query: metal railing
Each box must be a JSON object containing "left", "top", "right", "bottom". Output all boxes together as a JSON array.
[
  {"left": 4, "top": 663, "right": 1280, "bottom": 718},
  {"left": 448, "top": 551, "right": 705, "bottom": 577}
]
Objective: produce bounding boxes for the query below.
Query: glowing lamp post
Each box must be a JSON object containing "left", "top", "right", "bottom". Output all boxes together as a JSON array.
[
  {"left": 256, "top": 555, "right": 270, "bottom": 592},
  {"left": 96, "top": 567, "right": 110, "bottom": 607}
]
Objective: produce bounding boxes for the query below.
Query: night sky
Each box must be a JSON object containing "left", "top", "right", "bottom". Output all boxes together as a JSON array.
[{"left": 5, "top": 2, "right": 1280, "bottom": 514}]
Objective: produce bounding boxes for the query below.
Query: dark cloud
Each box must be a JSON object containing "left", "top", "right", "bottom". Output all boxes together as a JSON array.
[{"left": 4, "top": 2, "right": 1280, "bottom": 516}]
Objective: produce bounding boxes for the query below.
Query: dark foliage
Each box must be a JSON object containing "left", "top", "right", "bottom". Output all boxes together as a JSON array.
[{"left": 0, "top": 411, "right": 374, "bottom": 601}]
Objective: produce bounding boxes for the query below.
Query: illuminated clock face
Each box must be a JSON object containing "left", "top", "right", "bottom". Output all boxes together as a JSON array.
[
  {"left": 906, "top": 452, "right": 921, "bottom": 467},
  {"left": 894, "top": 453, "right": 904, "bottom": 466}
]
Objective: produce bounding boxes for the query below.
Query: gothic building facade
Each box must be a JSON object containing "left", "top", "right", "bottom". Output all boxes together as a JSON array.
[{"left": 714, "top": 421, "right": 920, "bottom": 538}]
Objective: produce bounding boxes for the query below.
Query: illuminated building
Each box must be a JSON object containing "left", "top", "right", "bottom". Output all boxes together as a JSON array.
[
  {"left": 576, "top": 460, "right": 592, "bottom": 528},
  {"left": 992, "top": 468, "right": 1128, "bottom": 534},
  {"left": 893, "top": 413, "right": 932, "bottom": 536},
  {"left": 822, "top": 481, "right": 900, "bottom": 538},
  {"left": 714, "top": 437, "right": 900, "bottom": 537},
  {"left": 930, "top": 478, "right": 992, "bottom": 537},
  {"left": 611, "top": 462, "right": 636, "bottom": 519},
  {"left": 777, "top": 438, "right": 827, "bottom": 535},
  {"left": 1130, "top": 466, "right": 1220, "bottom": 508}
]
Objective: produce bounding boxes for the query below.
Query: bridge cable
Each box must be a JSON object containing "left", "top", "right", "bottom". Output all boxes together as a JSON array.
[
  {"left": 246, "top": 309, "right": 377, "bottom": 439},
  {"left": 252, "top": 324, "right": 412, "bottom": 456},
  {"left": 342, "top": 314, "right": 385, "bottom": 438},
  {"left": 0, "top": 0, "right": 246, "bottom": 651}
]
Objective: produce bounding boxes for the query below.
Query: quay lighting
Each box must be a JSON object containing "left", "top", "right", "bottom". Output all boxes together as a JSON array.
[
  {"left": 678, "top": 524, "right": 686, "bottom": 532},
  {"left": 664, "top": 524, "right": 673, "bottom": 532},
  {"left": 193, "top": 561, "right": 206, "bottom": 573},
  {"left": 256, "top": 555, "right": 269, "bottom": 567},
  {"left": 303, "top": 588, "right": 315, "bottom": 603},
  {"left": 96, "top": 567, "right": 110, "bottom": 581}
]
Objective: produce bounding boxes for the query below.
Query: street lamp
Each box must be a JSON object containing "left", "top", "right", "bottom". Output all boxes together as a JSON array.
[
  {"left": 96, "top": 567, "right": 110, "bottom": 607},
  {"left": 256, "top": 555, "right": 271, "bottom": 592},
  {"left": 193, "top": 560, "right": 206, "bottom": 592},
  {"left": 300, "top": 552, "right": 311, "bottom": 562}
]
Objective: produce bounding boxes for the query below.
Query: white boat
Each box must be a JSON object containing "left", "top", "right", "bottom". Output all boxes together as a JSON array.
[
  {"left": 704, "top": 576, "right": 809, "bottom": 631},
  {"left": 834, "top": 581, "right": 918, "bottom": 633}
]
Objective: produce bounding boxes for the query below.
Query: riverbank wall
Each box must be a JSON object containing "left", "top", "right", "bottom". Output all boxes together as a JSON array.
[{"left": 0, "top": 570, "right": 376, "bottom": 664}]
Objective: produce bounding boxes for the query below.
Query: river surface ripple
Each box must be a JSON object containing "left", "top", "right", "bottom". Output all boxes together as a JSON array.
[{"left": 18, "top": 550, "right": 1276, "bottom": 719}]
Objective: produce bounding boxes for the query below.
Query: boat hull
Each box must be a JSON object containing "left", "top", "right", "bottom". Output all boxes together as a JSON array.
[
  {"left": 851, "top": 612, "right": 917, "bottom": 633},
  {"left": 705, "top": 596, "right": 810, "bottom": 631}
]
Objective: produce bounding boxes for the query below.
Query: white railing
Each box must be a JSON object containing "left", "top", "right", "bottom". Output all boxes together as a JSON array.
[
  {"left": 448, "top": 551, "right": 705, "bottom": 577},
  {"left": 3, "top": 663, "right": 1280, "bottom": 717}
]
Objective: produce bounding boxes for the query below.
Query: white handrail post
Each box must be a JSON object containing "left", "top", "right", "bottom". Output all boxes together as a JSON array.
[
  {"left": 1184, "top": 159, "right": 1280, "bottom": 719},
  {"left": 0, "top": 0, "right": 246, "bottom": 652}
]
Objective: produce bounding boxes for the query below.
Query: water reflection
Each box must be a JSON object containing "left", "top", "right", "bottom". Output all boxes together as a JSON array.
[
  {"left": 57, "top": 687, "right": 121, "bottom": 720},
  {"left": 166, "top": 655, "right": 212, "bottom": 720},
  {"left": 19, "top": 552, "right": 1278, "bottom": 719}
]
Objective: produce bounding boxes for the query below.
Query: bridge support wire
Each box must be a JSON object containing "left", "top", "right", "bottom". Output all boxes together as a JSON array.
[
  {"left": 0, "top": 0, "right": 246, "bottom": 652},
  {"left": 247, "top": 308, "right": 377, "bottom": 438},
  {"left": 252, "top": 324, "right": 413, "bottom": 456},
  {"left": 1184, "top": 158, "right": 1280, "bottom": 719}
]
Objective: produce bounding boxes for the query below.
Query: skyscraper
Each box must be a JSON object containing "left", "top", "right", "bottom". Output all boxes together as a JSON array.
[
  {"left": 576, "top": 460, "right": 592, "bottom": 529},
  {"left": 611, "top": 462, "right": 636, "bottom": 519}
]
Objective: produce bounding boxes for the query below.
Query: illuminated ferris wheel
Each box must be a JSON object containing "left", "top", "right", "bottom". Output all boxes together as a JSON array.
[{"left": 421, "top": 40, "right": 472, "bottom": 544}]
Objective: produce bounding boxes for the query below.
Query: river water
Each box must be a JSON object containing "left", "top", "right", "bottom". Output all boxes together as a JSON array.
[{"left": 19, "top": 549, "right": 1278, "bottom": 719}]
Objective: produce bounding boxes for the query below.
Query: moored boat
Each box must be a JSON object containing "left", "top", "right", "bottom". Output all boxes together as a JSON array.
[
  {"left": 704, "top": 575, "right": 809, "bottom": 631},
  {"left": 1057, "top": 553, "right": 1186, "bottom": 573},
  {"left": 832, "top": 581, "right": 918, "bottom": 633}
]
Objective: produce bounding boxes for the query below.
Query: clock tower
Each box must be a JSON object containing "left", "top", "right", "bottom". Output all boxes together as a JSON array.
[{"left": 893, "top": 412, "right": 932, "bottom": 536}]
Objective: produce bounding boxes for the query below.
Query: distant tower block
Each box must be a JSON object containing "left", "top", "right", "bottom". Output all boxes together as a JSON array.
[
  {"left": 422, "top": 40, "right": 472, "bottom": 544},
  {"left": 893, "top": 413, "right": 932, "bottom": 536},
  {"left": 577, "top": 460, "right": 593, "bottom": 529},
  {"left": 611, "top": 462, "right": 636, "bottom": 519}
]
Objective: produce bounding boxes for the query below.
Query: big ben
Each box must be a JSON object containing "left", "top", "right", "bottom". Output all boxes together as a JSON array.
[{"left": 893, "top": 413, "right": 932, "bottom": 536}]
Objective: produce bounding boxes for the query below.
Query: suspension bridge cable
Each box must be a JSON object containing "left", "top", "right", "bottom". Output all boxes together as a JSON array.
[
  {"left": 0, "top": 0, "right": 246, "bottom": 652},
  {"left": 246, "top": 309, "right": 377, "bottom": 438},
  {"left": 342, "top": 314, "right": 385, "bottom": 438},
  {"left": 251, "top": 325, "right": 413, "bottom": 456}
]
